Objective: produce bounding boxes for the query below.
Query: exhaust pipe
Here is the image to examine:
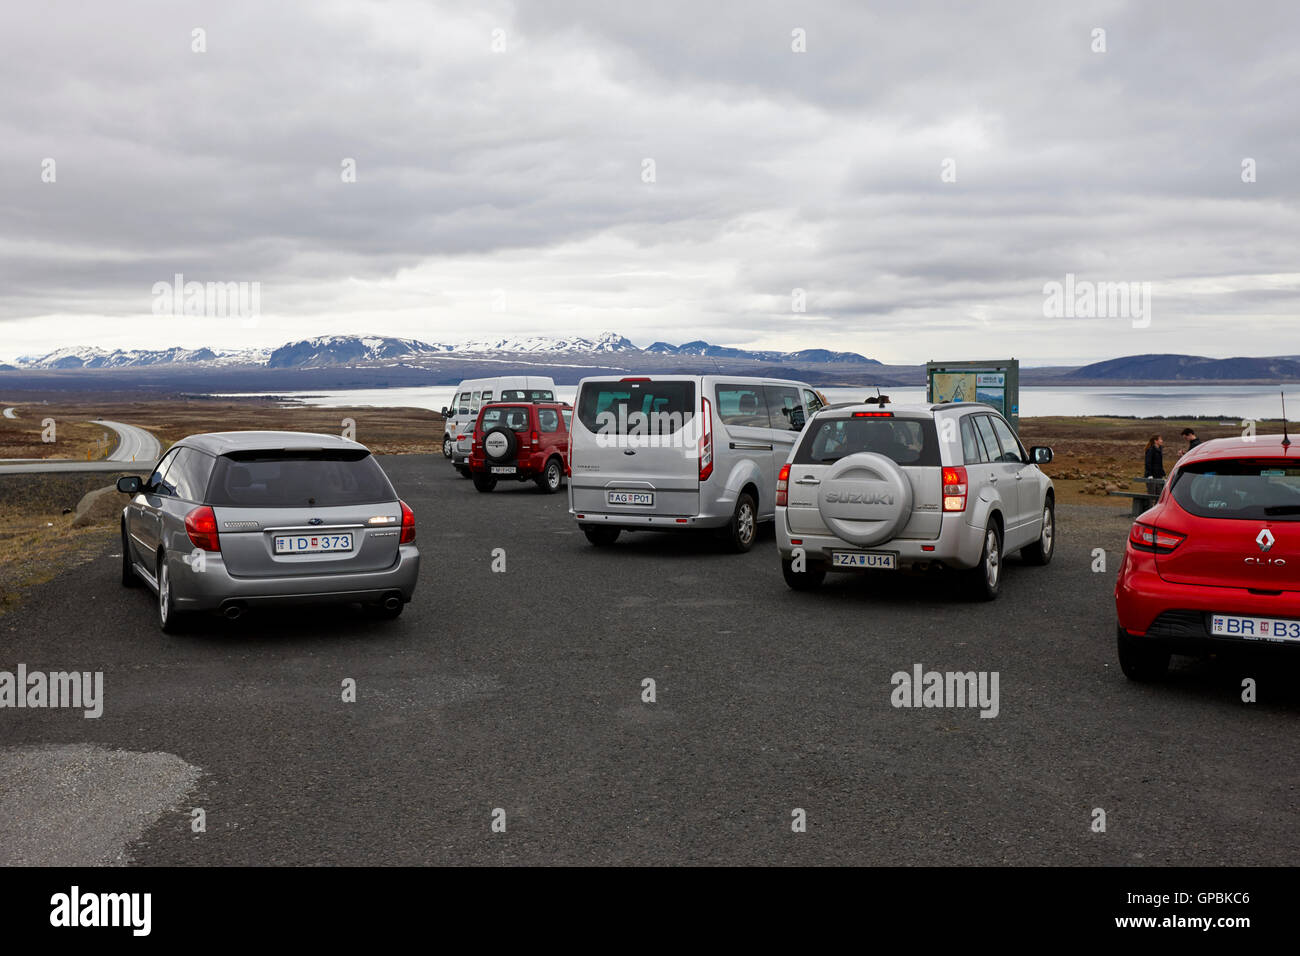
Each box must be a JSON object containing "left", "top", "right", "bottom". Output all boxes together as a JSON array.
[
  {"left": 223, "top": 604, "right": 244, "bottom": 620},
  {"left": 383, "top": 595, "right": 401, "bottom": 611}
]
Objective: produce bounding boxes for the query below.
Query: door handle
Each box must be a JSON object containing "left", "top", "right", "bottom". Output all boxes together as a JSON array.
[
  {"left": 989, "top": 476, "right": 998, "bottom": 483},
  {"left": 794, "top": 478, "right": 821, "bottom": 485},
  {"left": 1015, "top": 473, "right": 1024, "bottom": 480}
]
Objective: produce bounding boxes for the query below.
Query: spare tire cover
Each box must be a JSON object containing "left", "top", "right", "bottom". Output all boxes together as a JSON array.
[
  {"left": 483, "top": 427, "right": 517, "bottom": 460},
  {"left": 817, "top": 452, "right": 913, "bottom": 547}
]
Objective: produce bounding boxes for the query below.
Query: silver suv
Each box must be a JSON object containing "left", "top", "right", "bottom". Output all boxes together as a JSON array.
[
  {"left": 117, "top": 431, "right": 419, "bottom": 632},
  {"left": 776, "top": 403, "right": 1054, "bottom": 599}
]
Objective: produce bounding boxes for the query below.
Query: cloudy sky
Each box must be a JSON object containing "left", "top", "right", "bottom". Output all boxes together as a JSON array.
[{"left": 2, "top": 0, "right": 1298, "bottom": 364}]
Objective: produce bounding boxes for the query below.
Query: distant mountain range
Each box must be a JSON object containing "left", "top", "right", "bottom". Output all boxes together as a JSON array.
[
  {"left": 13, "top": 333, "right": 878, "bottom": 370},
  {"left": 1068, "top": 354, "right": 1300, "bottom": 381}
]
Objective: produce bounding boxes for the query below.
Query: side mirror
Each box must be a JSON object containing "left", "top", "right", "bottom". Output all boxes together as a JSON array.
[
  {"left": 1030, "top": 446, "right": 1053, "bottom": 465},
  {"left": 440, "top": 407, "right": 448, "bottom": 416},
  {"left": 116, "top": 475, "right": 142, "bottom": 494}
]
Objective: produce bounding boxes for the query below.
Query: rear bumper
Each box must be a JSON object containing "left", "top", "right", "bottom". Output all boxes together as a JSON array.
[
  {"left": 1116, "top": 556, "right": 1300, "bottom": 649},
  {"left": 775, "top": 508, "right": 985, "bottom": 570},
  {"left": 170, "top": 545, "right": 420, "bottom": 611},
  {"left": 571, "top": 510, "right": 729, "bottom": 530}
]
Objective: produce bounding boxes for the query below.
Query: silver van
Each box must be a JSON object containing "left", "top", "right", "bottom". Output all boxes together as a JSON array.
[{"left": 568, "top": 375, "right": 825, "bottom": 551}]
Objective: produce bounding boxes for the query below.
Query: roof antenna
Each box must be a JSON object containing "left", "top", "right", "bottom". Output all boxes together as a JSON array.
[{"left": 1283, "top": 390, "right": 1292, "bottom": 448}]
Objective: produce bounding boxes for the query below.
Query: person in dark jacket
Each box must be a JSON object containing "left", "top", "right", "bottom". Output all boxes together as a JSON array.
[
  {"left": 1181, "top": 427, "right": 1201, "bottom": 451},
  {"left": 1143, "top": 435, "right": 1165, "bottom": 495}
]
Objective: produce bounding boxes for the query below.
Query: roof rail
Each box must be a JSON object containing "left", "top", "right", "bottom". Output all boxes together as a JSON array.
[{"left": 929, "top": 401, "right": 997, "bottom": 412}]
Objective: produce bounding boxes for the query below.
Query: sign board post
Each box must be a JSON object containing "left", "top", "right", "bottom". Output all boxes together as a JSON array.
[{"left": 925, "top": 359, "right": 1021, "bottom": 432}]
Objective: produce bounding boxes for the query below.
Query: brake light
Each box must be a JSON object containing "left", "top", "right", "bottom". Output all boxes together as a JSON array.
[
  {"left": 699, "top": 397, "right": 714, "bottom": 481},
  {"left": 853, "top": 411, "right": 893, "bottom": 417},
  {"left": 399, "top": 499, "right": 416, "bottom": 543},
  {"left": 776, "top": 463, "right": 791, "bottom": 506},
  {"left": 1129, "top": 522, "right": 1183, "bottom": 554},
  {"left": 530, "top": 430, "right": 539, "bottom": 447},
  {"left": 184, "top": 506, "right": 220, "bottom": 551},
  {"left": 942, "top": 465, "right": 968, "bottom": 512},
  {"left": 620, "top": 377, "right": 651, "bottom": 382}
]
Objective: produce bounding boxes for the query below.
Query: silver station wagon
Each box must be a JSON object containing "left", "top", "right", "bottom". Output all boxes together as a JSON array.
[{"left": 118, "top": 431, "right": 419, "bottom": 632}]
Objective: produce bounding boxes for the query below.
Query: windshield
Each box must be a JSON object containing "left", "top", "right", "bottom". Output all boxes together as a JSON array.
[
  {"left": 1172, "top": 460, "right": 1300, "bottom": 520},
  {"left": 794, "top": 416, "right": 940, "bottom": 466}
]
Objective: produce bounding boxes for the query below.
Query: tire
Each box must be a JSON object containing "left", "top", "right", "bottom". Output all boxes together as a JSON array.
[
  {"left": 472, "top": 473, "right": 497, "bottom": 493},
  {"left": 723, "top": 492, "right": 758, "bottom": 553},
  {"left": 782, "top": 556, "right": 825, "bottom": 591},
  {"left": 455, "top": 465, "right": 471, "bottom": 479},
  {"left": 966, "top": 521, "right": 1003, "bottom": 601},
  {"left": 442, "top": 436, "right": 453, "bottom": 459},
  {"left": 1116, "top": 624, "right": 1170, "bottom": 681},
  {"left": 582, "top": 525, "right": 620, "bottom": 547},
  {"left": 120, "top": 522, "right": 140, "bottom": 587},
  {"left": 482, "top": 426, "right": 518, "bottom": 463},
  {"left": 1022, "top": 497, "right": 1055, "bottom": 566},
  {"left": 156, "top": 554, "right": 187, "bottom": 634},
  {"left": 535, "top": 458, "right": 563, "bottom": 494}
]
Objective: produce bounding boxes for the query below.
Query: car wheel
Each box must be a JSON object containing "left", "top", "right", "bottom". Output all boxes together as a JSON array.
[
  {"left": 967, "top": 522, "right": 1003, "bottom": 601},
  {"left": 724, "top": 492, "right": 757, "bottom": 553},
  {"left": 472, "top": 473, "right": 497, "bottom": 493},
  {"left": 1116, "top": 624, "right": 1170, "bottom": 681},
  {"left": 781, "top": 557, "right": 825, "bottom": 591},
  {"left": 156, "top": 554, "right": 186, "bottom": 634},
  {"left": 536, "top": 458, "right": 563, "bottom": 494},
  {"left": 120, "top": 522, "right": 139, "bottom": 588},
  {"left": 1022, "top": 497, "right": 1055, "bottom": 566},
  {"left": 442, "top": 436, "right": 453, "bottom": 458},
  {"left": 582, "top": 525, "right": 620, "bottom": 547}
]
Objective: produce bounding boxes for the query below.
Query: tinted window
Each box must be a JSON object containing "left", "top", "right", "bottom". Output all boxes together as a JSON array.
[
  {"left": 148, "top": 448, "right": 180, "bottom": 493},
  {"left": 480, "top": 406, "right": 530, "bottom": 431},
  {"left": 501, "top": 388, "right": 555, "bottom": 401},
  {"left": 794, "top": 416, "right": 941, "bottom": 466},
  {"left": 1172, "top": 460, "right": 1300, "bottom": 521},
  {"left": 973, "top": 416, "right": 1001, "bottom": 463},
  {"left": 803, "top": 389, "right": 824, "bottom": 415},
  {"left": 207, "top": 450, "right": 396, "bottom": 508},
  {"left": 989, "top": 417, "right": 1025, "bottom": 463},
  {"left": 715, "top": 384, "right": 769, "bottom": 427},
  {"left": 961, "top": 417, "right": 988, "bottom": 464},
  {"left": 167, "top": 447, "right": 215, "bottom": 501},
  {"left": 537, "top": 409, "right": 560, "bottom": 432},
  {"left": 577, "top": 381, "right": 695, "bottom": 436},
  {"left": 765, "top": 385, "right": 806, "bottom": 431}
]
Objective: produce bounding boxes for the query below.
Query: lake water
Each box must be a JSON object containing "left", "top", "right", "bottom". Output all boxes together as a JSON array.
[{"left": 214, "top": 383, "right": 1300, "bottom": 420}]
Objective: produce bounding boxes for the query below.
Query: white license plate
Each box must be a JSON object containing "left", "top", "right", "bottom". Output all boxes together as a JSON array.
[
  {"left": 608, "top": 491, "right": 654, "bottom": 506},
  {"left": 274, "top": 533, "right": 353, "bottom": 554},
  {"left": 491, "top": 466, "right": 516, "bottom": 475},
  {"left": 1210, "top": 614, "right": 1300, "bottom": 643},
  {"left": 832, "top": 551, "right": 897, "bottom": 569}
]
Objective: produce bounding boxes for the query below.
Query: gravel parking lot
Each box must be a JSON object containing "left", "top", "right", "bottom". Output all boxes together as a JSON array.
[{"left": 1, "top": 455, "right": 1297, "bottom": 865}]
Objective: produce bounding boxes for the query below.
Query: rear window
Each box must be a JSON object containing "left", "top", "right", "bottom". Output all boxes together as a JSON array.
[
  {"left": 480, "top": 406, "right": 531, "bottom": 432},
  {"left": 207, "top": 449, "right": 395, "bottom": 508},
  {"left": 1172, "top": 460, "right": 1300, "bottom": 521},
  {"left": 577, "top": 381, "right": 695, "bottom": 436},
  {"left": 501, "top": 388, "right": 554, "bottom": 401},
  {"left": 794, "top": 415, "right": 941, "bottom": 466}
]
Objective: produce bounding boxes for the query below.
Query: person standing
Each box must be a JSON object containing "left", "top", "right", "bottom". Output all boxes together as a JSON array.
[
  {"left": 1144, "top": 435, "right": 1165, "bottom": 496},
  {"left": 1181, "top": 427, "right": 1201, "bottom": 451}
]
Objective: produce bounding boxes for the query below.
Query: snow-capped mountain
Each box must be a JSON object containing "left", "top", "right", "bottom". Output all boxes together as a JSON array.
[{"left": 14, "top": 332, "right": 876, "bottom": 369}]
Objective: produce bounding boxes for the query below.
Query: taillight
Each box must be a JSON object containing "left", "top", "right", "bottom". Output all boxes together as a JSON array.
[
  {"left": 1129, "top": 521, "right": 1183, "bottom": 554},
  {"left": 530, "top": 430, "right": 539, "bottom": 447},
  {"left": 853, "top": 411, "right": 893, "bottom": 417},
  {"left": 776, "top": 463, "right": 791, "bottom": 506},
  {"left": 399, "top": 499, "right": 416, "bottom": 543},
  {"left": 699, "top": 397, "right": 714, "bottom": 482},
  {"left": 942, "top": 465, "right": 968, "bottom": 512},
  {"left": 184, "top": 506, "right": 220, "bottom": 551}
]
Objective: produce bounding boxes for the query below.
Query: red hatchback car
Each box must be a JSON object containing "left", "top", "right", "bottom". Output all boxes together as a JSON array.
[
  {"left": 1115, "top": 435, "right": 1300, "bottom": 680},
  {"left": 468, "top": 401, "right": 572, "bottom": 494}
]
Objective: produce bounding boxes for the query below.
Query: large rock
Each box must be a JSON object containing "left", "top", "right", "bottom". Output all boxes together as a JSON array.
[{"left": 71, "top": 485, "right": 124, "bottom": 528}]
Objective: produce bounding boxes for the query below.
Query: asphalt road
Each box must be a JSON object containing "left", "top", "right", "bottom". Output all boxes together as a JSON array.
[
  {"left": 0, "top": 418, "right": 159, "bottom": 474},
  {"left": 2, "top": 455, "right": 1298, "bottom": 865},
  {"left": 102, "top": 419, "right": 161, "bottom": 463}
]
